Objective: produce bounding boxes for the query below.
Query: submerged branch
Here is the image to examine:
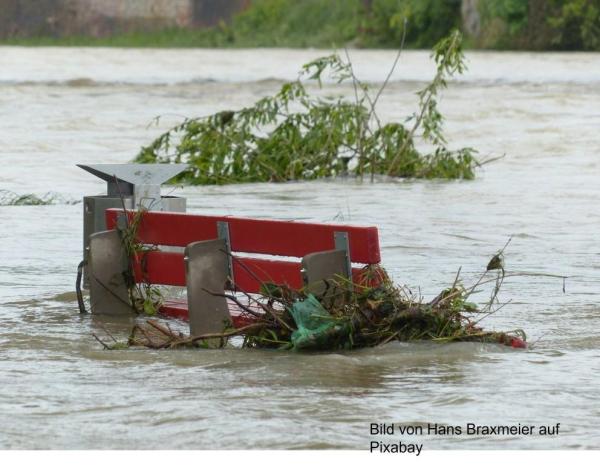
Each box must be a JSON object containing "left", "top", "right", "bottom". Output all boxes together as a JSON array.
[{"left": 135, "top": 29, "right": 477, "bottom": 184}]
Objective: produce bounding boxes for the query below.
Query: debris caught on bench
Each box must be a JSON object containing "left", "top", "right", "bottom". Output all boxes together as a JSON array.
[
  {"left": 110, "top": 262, "right": 530, "bottom": 352},
  {"left": 90, "top": 208, "right": 566, "bottom": 353}
]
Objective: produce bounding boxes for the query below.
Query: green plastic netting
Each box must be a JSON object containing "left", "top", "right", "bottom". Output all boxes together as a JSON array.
[{"left": 289, "top": 294, "right": 351, "bottom": 351}]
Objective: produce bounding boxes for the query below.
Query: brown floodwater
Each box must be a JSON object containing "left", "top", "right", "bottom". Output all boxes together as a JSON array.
[{"left": 0, "top": 47, "right": 599, "bottom": 449}]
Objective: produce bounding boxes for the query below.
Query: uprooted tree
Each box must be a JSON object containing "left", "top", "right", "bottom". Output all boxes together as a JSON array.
[{"left": 136, "top": 29, "right": 478, "bottom": 184}]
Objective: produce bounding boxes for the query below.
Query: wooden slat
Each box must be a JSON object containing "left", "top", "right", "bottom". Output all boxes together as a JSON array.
[
  {"left": 106, "top": 209, "right": 380, "bottom": 264},
  {"left": 232, "top": 257, "right": 303, "bottom": 293},
  {"left": 160, "top": 298, "right": 188, "bottom": 320},
  {"left": 132, "top": 251, "right": 185, "bottom": 286},
  {"left": 130, "top": 251, "right": 303, "bottom": 292},
  {"left": 131, "top": 250, "right": 376, "bottom": 293}
]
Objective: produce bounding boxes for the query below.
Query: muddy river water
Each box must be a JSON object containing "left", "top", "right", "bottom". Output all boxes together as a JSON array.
[{"left": 0, "top": 47, "right": 599, "bottom": 449}]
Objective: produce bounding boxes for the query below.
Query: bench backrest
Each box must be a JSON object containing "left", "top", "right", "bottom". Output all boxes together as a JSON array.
[{"left": 105, "top": 208, "right": 381, "bottom": 293}]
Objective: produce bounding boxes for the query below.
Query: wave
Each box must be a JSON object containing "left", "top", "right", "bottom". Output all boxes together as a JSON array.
[
  {"left": 0, "top": 76, "right": 598, "bottom": 88},
  {"left": 0, "top": 77, "right": 221, "bottom": 87},
  {"left": 2, "top": 48, "right": 600, "bottom": 87}
]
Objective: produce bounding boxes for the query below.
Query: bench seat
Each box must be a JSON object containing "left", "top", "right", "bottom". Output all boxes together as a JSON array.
[{"left": 161, "top": 298, "right": 259, "bottom": 329}]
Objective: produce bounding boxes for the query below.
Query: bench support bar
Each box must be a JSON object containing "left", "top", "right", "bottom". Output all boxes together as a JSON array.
[
  {"left": 88, "top": 229, "right": 133, "bottom": 316},
  {"left": 217, "top": 221, "right": 234, "bottom": 287},
  {"left": 302, "top": 249, "right": 348, "bottom": 297},
  {"left": 185, "top": 239, "right": 233, "bottom": 343}
]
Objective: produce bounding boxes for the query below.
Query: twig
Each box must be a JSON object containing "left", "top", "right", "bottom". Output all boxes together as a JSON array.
[
  {"left": 146, "top": 319, "right": 178, "bottom": 339},
  {"left": 473, "top": 299, "right": 512, "bottom": 325},
  {"left": 342, "top": 48, "right": 380, "bottom": 131},
  {"left": 387, "top": 30, "right": 461, "bottom": 175},
  {"left": 343, "top": 47, "right": 370, "bottom": 181},
  {"left": 98, "top": 323, "right": 118, "bottom": 343},
  {"left": 237, "top": 287, "right": 294, "bottom": 332},
  {"left": 75, "top": 259, "right": 87, "bottom": 314},
  {"left": 202, "top": 288, "right": 265, "bottom": 319},
  {"left": 477, "top": 153, "right": 506, "bottom": 166},
  {"left": 430, "top": 266, "right": 461, "bottom": 307},
  {"left": 136, "top": 325, "right": 156, "bottom": 345},
  {"left": 113, "top": 174, "right": 130, "bottom": 228},
  {"left": 220, "top": 249, "right": 287, "bottom": 304},
  {"left": 380, "top": 331, "right": 400, "bottom": 345},
  {"left": 171, "top": 322, "right": 267, "bottom": 348},
  {"left": 371, "top": 17, "right": 408, "bottom": 112},
  {"left": 92, "top": 333, "right": 110, "bottom": 350}
]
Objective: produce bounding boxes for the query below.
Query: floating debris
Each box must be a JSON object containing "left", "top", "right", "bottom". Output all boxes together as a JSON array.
[
  {"left": 136, "top": 31, "right": 479, "bottom": 184},
  {"left": 0, "top": 189, "right": 80, "bottom": 206},
  {"left": 111, "top": 263, "right": 529, "bottom": 352}
]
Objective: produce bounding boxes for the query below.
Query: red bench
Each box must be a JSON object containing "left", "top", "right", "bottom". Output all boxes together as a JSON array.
[{"left": 88, "top": 208, "right": 381, "bottom": 337}]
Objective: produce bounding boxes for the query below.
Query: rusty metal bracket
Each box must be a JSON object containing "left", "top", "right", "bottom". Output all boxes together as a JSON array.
[
  {"left": 334, "top": 231, "right": 353, "bottom": 279},
  {"left": 217, "top": 221, "right": 234, "bottom": 288},
  {"left": 184, "top": 239, "right": 233, "bottom": 343}
]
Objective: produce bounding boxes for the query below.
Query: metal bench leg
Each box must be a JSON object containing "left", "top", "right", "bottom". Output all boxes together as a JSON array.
[
  {"left": 301, "top": 249, "right": 349, "bottom": 296},
  {"left": 185, "top": 239, "right": 233, "bottom": 342},
  {"left": 301, "top": 231, "right": 353, "bottom": 301},
  {"left": 88, "top": 229, "right": 133, "bottom": 316}
]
